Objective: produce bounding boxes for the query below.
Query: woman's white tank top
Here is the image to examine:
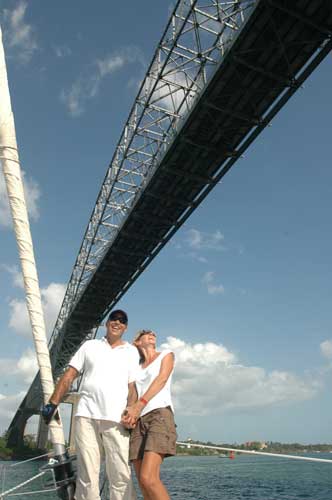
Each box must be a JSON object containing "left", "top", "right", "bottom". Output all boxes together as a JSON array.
[{"left": 135, "top": 349, "right": 174, "bottom": 417}]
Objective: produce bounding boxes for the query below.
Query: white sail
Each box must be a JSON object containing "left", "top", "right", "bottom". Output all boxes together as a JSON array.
[{"left": 0, "top": 25, "right": 65, "bottom": 450}]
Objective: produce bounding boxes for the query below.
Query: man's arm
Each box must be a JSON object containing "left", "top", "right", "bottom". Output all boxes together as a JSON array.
[
  {"left": 42, "top": 366, "right": 78, "bottom": 424},
  {"left": 50, "top": 366, "right": 79, "bottom": 405},
  {"left": 121, "top": 382, "right": 138, "bottom": 428},
  {"left": 127, "top": 382, "right": 138, "bottom": 407}
]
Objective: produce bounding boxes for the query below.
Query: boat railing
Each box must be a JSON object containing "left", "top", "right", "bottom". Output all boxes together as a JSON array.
[
  {"left": 0, "top": 450, "right": 76, "bottom": 498},
  {"left": 176, "top": 442, "right": 332, "bottom": 464}
]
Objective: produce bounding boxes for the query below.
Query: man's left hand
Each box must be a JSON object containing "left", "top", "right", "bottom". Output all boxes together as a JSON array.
[{"left": 41, "top": 402, "right": 60, "bottom": 425}]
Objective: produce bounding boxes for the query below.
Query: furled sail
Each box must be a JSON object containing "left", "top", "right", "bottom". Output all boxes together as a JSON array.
[
  {"left": 0, "top": 25, "right": 65, "bottom": 450},
  {"left": 0, "top": 24, "right": 75, "bottom": 500}
]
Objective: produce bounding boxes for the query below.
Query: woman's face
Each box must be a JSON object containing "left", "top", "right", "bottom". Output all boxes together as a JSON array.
[{"left": 137, "top": 331, "right": 156, "bottom": 347}]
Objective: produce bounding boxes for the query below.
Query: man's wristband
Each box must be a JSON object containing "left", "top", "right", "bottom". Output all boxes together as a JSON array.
[{"left": 139, "top": 397, "right": 148, "bottom": 406}]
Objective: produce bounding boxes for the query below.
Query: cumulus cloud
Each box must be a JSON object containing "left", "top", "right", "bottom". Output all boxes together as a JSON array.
[
  {"left": 0, "top": 348, "right": 38, "bottom": 384},
  {"left": 145, "top": 66, "right": 198, "bottom": 113},
  {"left": 60, "top": 47, "right": 145, "bottom": 117},
  {"left": 2, "top": 1, "right": 38, "bottom": 63},
  {"left": 8, "top": 282, "right": 66, "bottom": 338},
  {"left": 16, "top": 348, "right": 38, "bottom": 382},
  {"left": 202, "top": 271, "right": 224, "bottom": 295},
  {"left": 320, "top": 340, "right": 332, "bottom": 361},
  {"left": 0, "top": 391, "right": 26, "bottom": 429},
  {"left": 161, "top": 337, "right": 321, "bottom": 416},
  {"left": 1, "top": 264, "right": 24, "bottom": 288},
  {"left": 0, "top": 349, "right": 72, "bottom": 433},
  {"left": 0, "top": 170, "right": 41, "bottom": 228}
]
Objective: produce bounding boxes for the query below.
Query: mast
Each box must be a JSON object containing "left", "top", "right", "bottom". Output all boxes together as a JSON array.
[{"left": 0, "top": 25, "right": 75, "bottom": 500}]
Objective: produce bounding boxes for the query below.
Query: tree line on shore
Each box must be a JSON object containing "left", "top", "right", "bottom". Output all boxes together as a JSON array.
[
  {"left": 0, "top": 431, "right": 49, "bottom": 460},
  {"left": 1, "top": 430, "right": 332, "bottom": 460},
  {"left": 177, "top": 440, "right": 332, "bottom": 456}
]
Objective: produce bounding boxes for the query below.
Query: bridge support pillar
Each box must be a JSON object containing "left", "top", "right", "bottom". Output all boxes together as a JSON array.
[
  {"left": 37, "top": 416, "right": 49, "bottom": 450},
  {"left": 64, "top": 392, "right": 80, "bottom": 454},
  {"left": 6, "top": 408, "right": 35, "bottom": 449}
]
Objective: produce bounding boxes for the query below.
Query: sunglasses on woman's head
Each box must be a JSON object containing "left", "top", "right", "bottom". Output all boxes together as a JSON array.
[{"left": 139, "top": 330, "right": 156, "bottom": 338}]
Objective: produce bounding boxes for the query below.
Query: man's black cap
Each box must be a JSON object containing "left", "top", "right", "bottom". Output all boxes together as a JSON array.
[{"left": 108, "top": 309, "right": 128, "bottom": 324}]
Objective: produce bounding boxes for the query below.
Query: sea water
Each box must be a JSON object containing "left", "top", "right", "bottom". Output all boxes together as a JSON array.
[
  {"left": 1, "top": 454, "right": 331, "bottom": 499},
  {"left": 161, "top": 454, "right": 332, "bottom": 500}
]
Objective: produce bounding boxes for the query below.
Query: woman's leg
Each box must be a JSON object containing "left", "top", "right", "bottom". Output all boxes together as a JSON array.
[
  {"left": 133, "top": 459, "right": 152, "bottom": 500},
  {"left": 138, "top": 451, "right": 170, "bottom": 500}
]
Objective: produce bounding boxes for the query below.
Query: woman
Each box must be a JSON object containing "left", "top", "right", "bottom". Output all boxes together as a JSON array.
[{"left": 122, "top": 329, "right": 176, "bottom": 500}]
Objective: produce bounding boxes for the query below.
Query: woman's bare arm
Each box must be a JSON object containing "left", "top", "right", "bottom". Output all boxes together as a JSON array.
[{"left": 125, "top": 353, "right": 174, "bottom": 421}]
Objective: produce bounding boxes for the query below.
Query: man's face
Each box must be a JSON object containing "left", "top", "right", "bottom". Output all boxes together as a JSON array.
[{"left": 106, "top": 318, "right": 127, "bottom": 339}]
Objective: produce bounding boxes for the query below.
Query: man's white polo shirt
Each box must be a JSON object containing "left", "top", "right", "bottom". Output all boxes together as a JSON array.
[{"left": 69, "top": 338, "right": 139, "bottom": 423}]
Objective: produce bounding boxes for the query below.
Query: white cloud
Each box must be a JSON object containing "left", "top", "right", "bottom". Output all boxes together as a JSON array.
[
  {"left": 0, "top": 392, "right": 26, "bottom": 431},
  {"left": 2, "top": 1, "right": 38, "bottom": 63},
  {"left": 53, "top": 45, "right": 72, "bottom": 58},
  {"left": 61, "top": 47, "right": 145, "bottom": 117},
  {"left": 0, "top": 170, "right": 41, "bottom": 228},
  {"left": 60, "top": 79, "right": 88, "bottom": 117},
  {"left": 1, "top": 264, "right": 24, "bottom": 288},
  {"left": 186, "top": 228, "right": 225, "bottom": 251},
  {"left": 16, "top": 348, "right": 38, "bottom": 382},
  {"left": 145, "top": 66, "right": 198, "bottom": 113},
  {"left": 161, "top": 337, "right": 321, "bottom": 416},
  {"left": 196, "top": 255, "right": 208, "bottom": 264},
  {"left": 320, "top": 340, "right": 332, "bottom": 361},
  {"left": 178, "top": 229, "right": 225, "bottom": 264},
  {"left": 0, "top": 350, "right": 72, "bottom": 434},
  {"left": 202, "top": 271, "right": 224, "bottom": 295},
  {"left": 96, "top": 54, "right": 128, "bottom": 78},
  {"left": 8, "top": 282, "right": 66, "bottom": 338},
  {"left": 0, "top": 349, "right": 38, "bottom": 384}
]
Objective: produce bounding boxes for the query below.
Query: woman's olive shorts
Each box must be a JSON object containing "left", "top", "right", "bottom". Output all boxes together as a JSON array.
[{"left": 129, "top": 406, "right": 177, "bottom": 461}]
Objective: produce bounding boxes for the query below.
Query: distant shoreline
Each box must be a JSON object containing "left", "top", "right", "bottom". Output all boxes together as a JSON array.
[
  {"left": 2, "top": 437, "right": 332, "bottom": 461},
  {"left": 176, "top": 442, "right": 332, "bottom": 457}
]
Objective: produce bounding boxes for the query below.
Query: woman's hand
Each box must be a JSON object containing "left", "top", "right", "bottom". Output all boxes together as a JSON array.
[
  {"left": 121, "top": 402, "right": 144, "bottom": 428},
  {"left": 121, "top": 408, "right": 136, "bottom": 429},
  {"left": 121, "top": 400, "right": 146, "bottom": 427}
]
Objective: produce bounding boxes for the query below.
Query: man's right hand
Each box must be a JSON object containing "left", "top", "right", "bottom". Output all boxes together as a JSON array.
[
  {"left": 41, "top": 402, "right": 60, "bottom": 425},
  {"left": 121, "top": 409, "right": 137, "bottom": 429}
]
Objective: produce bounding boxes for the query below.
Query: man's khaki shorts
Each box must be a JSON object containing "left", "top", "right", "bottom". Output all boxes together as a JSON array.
[{"left": 129, "top": 406, "right": 177, "bottom": 460}]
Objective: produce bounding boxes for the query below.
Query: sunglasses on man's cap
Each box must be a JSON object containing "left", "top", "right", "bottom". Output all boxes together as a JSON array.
[{"left": 108, "top": 310, "right": 128, "bottom": 325}]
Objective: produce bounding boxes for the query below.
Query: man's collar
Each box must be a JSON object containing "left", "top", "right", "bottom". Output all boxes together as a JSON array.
[{"left": 102, "top": 337, "right": 129, "bottom": 349}]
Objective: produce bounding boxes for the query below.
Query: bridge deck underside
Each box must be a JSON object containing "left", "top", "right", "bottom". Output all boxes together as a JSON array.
[
  {"left": 8, "top": 0, "right": 332, "bottom": 435},
  {"left": 61, "top": 0, "right": 331, "bottom": 364}
]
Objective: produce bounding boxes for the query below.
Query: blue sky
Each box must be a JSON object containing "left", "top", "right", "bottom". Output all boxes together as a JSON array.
[{"left": 0, "top": 1, "right": 332, "bottom": 445}]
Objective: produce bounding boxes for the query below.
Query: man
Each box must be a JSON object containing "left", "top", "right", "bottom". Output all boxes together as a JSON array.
[{"left": 42, "top": 309, "right": 139, "bottom": 500}]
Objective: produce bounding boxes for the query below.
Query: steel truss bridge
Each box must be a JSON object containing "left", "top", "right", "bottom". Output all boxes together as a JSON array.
[{"left": 8, "top": 0, "right": 332, "bottom": 447}]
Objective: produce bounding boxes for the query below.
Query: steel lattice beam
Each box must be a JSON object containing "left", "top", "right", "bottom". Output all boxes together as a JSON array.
[{"left": 49, "top": 0, "right": 257, "bottom": 363}]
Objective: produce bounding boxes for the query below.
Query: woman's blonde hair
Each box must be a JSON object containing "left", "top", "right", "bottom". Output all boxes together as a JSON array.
[
  {"left": 132, "top": 329, "right": 156, "bottom": 344},
  {"left": 132, "top": 329, "right": 156, "bottom": 363}
]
